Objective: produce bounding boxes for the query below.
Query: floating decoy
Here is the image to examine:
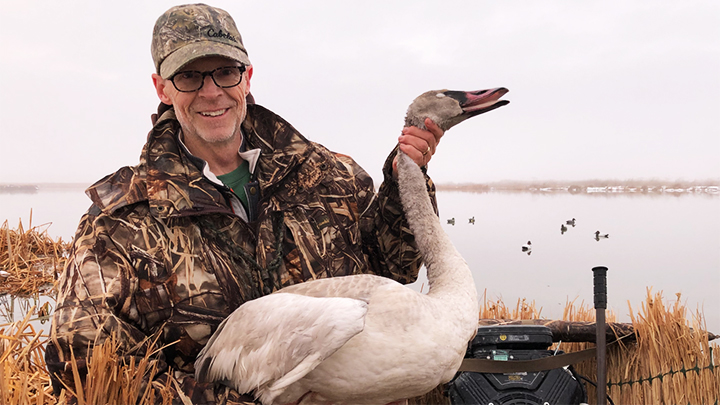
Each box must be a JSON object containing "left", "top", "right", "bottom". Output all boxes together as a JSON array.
[
  {"left": 195, "top": 87, "right": 510, "bottom": 404},
  {"left": 447, "top": 217, "right": 456, "bottom": 225},
  {"left": 595, "top": 230, "right": 609, "bottom": 240},
  {"left": 468, "top": 216, "right": 475, "bottom": 225},
  {"left": 521, "top": 241, "right": 532, "bottom": 255}
]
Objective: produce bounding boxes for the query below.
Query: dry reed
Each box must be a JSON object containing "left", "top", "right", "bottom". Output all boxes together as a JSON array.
[
  {"left": 0, "top": 306, "right": 55, "bottom": 405},
  {"left": 613, "top": 290, "right": 718, "bottom": 405},
  {"left": 58, "top": 333, "right": 177, "bottom": 405},
  {"left": 551, "top": 290, "right": 719, "bottom": 405},
  {"left": 1, "top": 214, "right": 70, "bottom": 296},
  {"left": 0, "top": 311, "right": 177, "bottom": 405}
]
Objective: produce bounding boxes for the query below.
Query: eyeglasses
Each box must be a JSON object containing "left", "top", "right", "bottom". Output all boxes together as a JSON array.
[{"left": 170, "top": 65, "right": 246, "bottom": 92}]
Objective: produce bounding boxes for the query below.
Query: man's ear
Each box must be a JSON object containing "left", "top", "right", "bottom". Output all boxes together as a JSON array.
[
  {"left": 244, "top": 65, "right": 253, "bottom": 96},
  {"left": 152, "top": 73, "right": 173, "bottom": 105}
]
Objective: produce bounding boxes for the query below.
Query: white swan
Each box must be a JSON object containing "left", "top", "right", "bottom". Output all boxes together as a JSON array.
[{"left": 194, "top": 88, "right": 510, "bottom": 405}]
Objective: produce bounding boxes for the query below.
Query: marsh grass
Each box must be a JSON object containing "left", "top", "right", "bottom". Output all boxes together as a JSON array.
[
  {"left": 0, "top": 215, "right": 69, "bottom": 296},
  {"left": 0, "top": 309, "right": 177, "bottom": 405},
  {"left": 59, "top": 333, "right": 177, "bottom": 405},
  {"left": 0, "top": 306, "right": 54, "bottom": 405},
  {"left": 610, "top": 290, "right": 718, "bottom": 405}
]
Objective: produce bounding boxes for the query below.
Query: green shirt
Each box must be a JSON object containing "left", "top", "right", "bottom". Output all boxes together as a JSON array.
[{"left": 217, "top": 160, "right": 251, "bottom": 210}]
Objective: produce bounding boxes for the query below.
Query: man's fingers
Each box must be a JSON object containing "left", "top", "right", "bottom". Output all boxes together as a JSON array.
[
  {"left": 400, "top": 128, "right": 435, "bottom": 156},
  {"left": 424, "top": 118, "right": 444, "bottom": 143},
  {"left": 394, "top": 120, "right": 444, "bottom": 174},
  {"left": 398, "top": 143, "right": 430, "bottom": 167}
]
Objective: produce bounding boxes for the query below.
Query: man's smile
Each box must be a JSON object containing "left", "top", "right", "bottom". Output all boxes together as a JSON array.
[{"left": 199, "top": 108, "right": 229, "bottom": 117}]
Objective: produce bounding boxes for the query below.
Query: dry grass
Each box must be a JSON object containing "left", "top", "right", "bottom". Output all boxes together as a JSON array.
[
  {"left": 478, "top": 290, "right": 544, "bottom": 320},
  {"left": 544, "top": 290, "right": 719, "bottom": 405},
  {"left": 0, "top": 307, "right": 177, "bottom": 405},
  {"left": 0, "top": 306, "right": 55, "bottom": 405},
  {"left": 58, "top": 334, "right": 177, "bottom": 405},
  {"left": 1, "top": 214, "right": 70, "bottom": 296},
  {"left": 612, "top": 290, "right": 718, "bottom": 405}
]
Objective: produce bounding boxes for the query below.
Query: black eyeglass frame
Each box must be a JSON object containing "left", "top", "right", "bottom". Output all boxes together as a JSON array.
[{"left": 170, "top": 65, "right": 247, "bottom": 93}]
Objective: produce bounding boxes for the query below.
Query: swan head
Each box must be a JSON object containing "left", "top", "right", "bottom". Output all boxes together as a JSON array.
[{"left": 405, "top": 88, "right": 509, "bottom": 131}]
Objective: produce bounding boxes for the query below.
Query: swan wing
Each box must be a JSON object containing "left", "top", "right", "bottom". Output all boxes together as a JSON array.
[{"left": 195, "top": 293, "right": 367, "bottom": 402}]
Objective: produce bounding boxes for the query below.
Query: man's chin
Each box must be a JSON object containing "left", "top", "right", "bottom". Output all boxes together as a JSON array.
[
  {"left": 198, "top": 133, "right": 235, "bottom": 144},
  {"left": 194, "top": 126, "right": 241, "bottom": 145}
]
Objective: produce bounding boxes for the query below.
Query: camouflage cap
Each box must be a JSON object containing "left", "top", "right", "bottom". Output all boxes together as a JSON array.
[{"left": 152, "top": 3, "right": 251, "bottom": 79}]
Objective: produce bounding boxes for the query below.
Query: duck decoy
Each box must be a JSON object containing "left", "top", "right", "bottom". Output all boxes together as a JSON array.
[
  {"left": 194, "top": 88, "right": 510, "bottom": 404},
  {"left": 521, "top": 241, "right": 532, "bottom": 255}
]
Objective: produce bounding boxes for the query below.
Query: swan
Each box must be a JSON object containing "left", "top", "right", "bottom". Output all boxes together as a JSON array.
[{"left": 194, "top": 87, "right": 510, "bottom": 405}]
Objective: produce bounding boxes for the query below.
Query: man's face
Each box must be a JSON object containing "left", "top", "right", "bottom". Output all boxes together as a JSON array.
[{"left": 153, "top": 56, "right": 253, "bottom": 148}]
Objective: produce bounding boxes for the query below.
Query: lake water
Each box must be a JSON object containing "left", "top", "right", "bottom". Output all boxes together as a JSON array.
[{"left": 1, "top": 185, "right": 719, "bottom": 333}]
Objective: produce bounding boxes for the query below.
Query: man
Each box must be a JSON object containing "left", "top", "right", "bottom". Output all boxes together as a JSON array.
[{"left": 47, "top": 3, "right": 443, "bottom": 403}]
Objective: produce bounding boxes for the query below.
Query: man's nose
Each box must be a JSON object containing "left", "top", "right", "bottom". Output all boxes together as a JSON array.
[{"left": 198, "top": 75, "right": 223, "bottom": 95}]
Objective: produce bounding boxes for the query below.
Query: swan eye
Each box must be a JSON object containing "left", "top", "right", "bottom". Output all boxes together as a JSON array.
[{"left": 436, "top": 93, "right": 446, "bottom": 98}]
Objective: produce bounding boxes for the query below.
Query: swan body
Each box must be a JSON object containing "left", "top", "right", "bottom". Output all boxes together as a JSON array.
[{"left": 195, "top": 87, "right": 509, "bottom": 404}]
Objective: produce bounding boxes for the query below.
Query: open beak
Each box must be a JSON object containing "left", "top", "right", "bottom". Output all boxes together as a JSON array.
[{"left": 447, "top": 88, "right": 510, "bottom": 117}]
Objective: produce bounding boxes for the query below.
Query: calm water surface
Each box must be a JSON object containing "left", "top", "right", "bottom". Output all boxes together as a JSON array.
[
  {"left": 409, "top": 191, "right": 720, "bottom": 333},
  {"left": 2, "top": 186, "right": 718, "bottom": 332}
]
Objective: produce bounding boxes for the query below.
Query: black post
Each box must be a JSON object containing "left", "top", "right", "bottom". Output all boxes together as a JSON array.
[{"left": 593, "top": 266, "right": 608, "bottom": 405}]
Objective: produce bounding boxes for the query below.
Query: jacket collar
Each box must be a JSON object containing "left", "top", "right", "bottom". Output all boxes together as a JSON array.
[{"left": 86, "top": 104, "right": 313, "bottom": 218}]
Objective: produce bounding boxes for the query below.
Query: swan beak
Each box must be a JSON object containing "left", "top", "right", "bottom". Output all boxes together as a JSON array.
[{"left": 448, "top": 88, "right": 510, "bottom": 117}]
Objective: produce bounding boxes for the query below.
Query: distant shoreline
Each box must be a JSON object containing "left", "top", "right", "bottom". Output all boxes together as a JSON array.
[
  {"left": 2, "top": 180, "right": 718, "bottom": 196},
  {"left": 436, "top": 179, "right": 720, "bottom": 196},
  {"left": 0, "top": 183, "right": 89, "bottom": 194}
]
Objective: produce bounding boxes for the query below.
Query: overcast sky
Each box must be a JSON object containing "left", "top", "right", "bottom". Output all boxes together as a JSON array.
[{"left": 1, "top": 0, "right": 718, "bottom": 185}]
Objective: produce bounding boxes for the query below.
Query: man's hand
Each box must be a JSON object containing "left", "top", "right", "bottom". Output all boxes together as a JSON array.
[{"left": 392, "top": 118, "right": 444, "bottom": 177}]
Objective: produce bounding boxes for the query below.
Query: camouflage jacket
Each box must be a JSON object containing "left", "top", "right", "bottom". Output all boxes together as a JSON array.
[{"left": 46, "top": 103, "right": 437, "bottom": 404}]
